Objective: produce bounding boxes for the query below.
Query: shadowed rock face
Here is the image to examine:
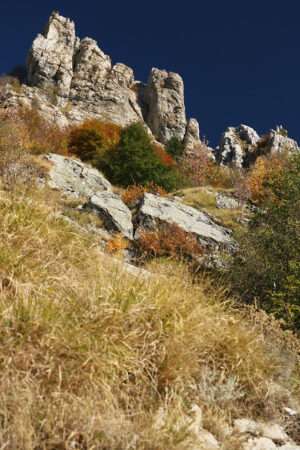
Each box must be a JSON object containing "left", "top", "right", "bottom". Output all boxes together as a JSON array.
[{"left": 22, "top": 11, "right": 198, "bottom": 145}]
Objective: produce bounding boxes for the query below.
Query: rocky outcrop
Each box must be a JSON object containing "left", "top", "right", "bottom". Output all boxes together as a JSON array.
[
  {"left": 183, "top": 118, "right": 201, "bottom": 149},
  {"left": 137, "top": 193, "right": 235, "bottom": 251},
  {"left": 86, "top": 191, "right": 133, "bottom": 239},
  {"left": 215, "top": 124, "right": 260, "bottom": 168},
  {"left": 142, "top": 68, "right": 187, "bottom": 143},
  {"left": 215, "top": 124, "right": 298, "bottom": 168},
  {"left": 0, "top": 11, "right": 198, "bottom": 145},
  {"left": 45, "top": 153, "right": 112, "bottom": 197},
  {"left": 0, "top": 84, "right": 69, "bottom": 128},
  {"left": 268, "top": 126, "right": 298, "bottom": 154},
  {"left": 27, "top": 11, "right": 78, "bottom": 105}
]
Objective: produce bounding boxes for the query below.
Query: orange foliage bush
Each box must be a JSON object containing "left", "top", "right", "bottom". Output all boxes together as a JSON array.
[
  {"left": 68, "top": 119, "right": 122, "bottom": 163},
  {"left": 245, "top": 155, "right": 287, "bottom": 203},
  {"left": 136, "top": 220, "right": 206, "bottom": 261},
  {"left": 152, "top": 143, "right": 174, "bottom": 166},
  {"left": 106, "top": 234, "right": 127, "bottom": 257},
  {"left": 122, "top": 182, "right": 172, "bottom": 207}
]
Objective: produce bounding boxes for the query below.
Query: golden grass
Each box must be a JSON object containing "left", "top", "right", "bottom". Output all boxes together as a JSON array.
[
  {"left": 176, "top": 186, "right": 247, "bottom": 230},
  {"left": 0, "top": 189, "right": 298, "bottom": 448}
]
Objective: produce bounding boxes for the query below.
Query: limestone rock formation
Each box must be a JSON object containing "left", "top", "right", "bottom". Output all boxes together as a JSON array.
[
  {"left": 137, "top": 193, "right": 235, "bottom": 251},
  {"left": 0, "top": 11, "right": 199, "bottom": 146},
  {"left": 142, "top": 68, "right": 187, "bottom": 143},
  {"left": 27, "top": 11, "right": 78, "bottom": 105},
  {"left": 183, "top": 118, "right": 201, "bottom": 149},
  {"left": 0, "top": 84, "right": 69, "bottom": 128},
  {"left": 45, "top": 153, "right": 112, "bottom": 197},
  {"left": 268, "top": 126, "right": 298, "bottom": 154},
  {"left": 86, "top": 191, "right": 133, "bottom": 239},
  {"left": 215, "top": 124, "right": 260, "bottom": 168}
]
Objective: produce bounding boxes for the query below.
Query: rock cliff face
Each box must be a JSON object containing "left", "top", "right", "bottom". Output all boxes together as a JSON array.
[{"left": 12, "top": 11, "right": 200, "bottom": 146}]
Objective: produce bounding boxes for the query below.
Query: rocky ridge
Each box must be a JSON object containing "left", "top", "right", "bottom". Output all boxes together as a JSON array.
[{"left": 1, "top": 11, "right": 201, "bottom": 148}]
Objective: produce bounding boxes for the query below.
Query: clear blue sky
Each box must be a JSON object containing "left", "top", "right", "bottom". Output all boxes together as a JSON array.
[{"left": 1, "top": 0, "right": 300, "bottom": 147}]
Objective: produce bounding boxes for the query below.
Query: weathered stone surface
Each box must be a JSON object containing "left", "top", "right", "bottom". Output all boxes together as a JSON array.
[
  {"left": 45, "top": 153, "right": 112, "bottom": 197},
  {"left": 268, "top": 126, "right": 298, "bottom": 154},
  {"left": 243, "top": 437, "right": 277, "bottom": 449},
  {"left": 137, "top": 193, "right": 235, "bottom": 251},
  {"left": 216, "top": 124, "right": 260, "bottom": 168},
  {"left": 0, "top": 84, "right": 69, "bottom": 128},
  {"left": 1, "top": 11, "right": 200, "bottom": 146},
  {"left": 259, "top": 423, "right": 288, "bottom": 444},
  {"left": 86, "top": 191, "right": 133, "bottom": 239},
  {"left": 216, "top": 193, "right": 240, "bottom": 210},
  {"left": 27, "top": 11, "right": 78, "bottom": 105},
  {"left": 183, "top": 118, "right": 201, "bottom": 149},
  {"left": 142, "top": 68, "right": 187, "bottom": 143}
]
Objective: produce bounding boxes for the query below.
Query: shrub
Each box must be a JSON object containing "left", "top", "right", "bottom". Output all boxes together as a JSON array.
[
  {"left": 136, "top": 220, "right": 206, "bottom": 262},
  {"left": 165, "top": 136, "right": 185, "bottom": 159},
  {"left": 152, "top": 143, "right": 175, "bottom": 165},
  {"left": 229, "top": 152, "right": 300, "bottom": 332},
  {"left": 100, "top": 122, "right": 182, "bottom": 191},
  {"left": 106, "top": 233, "right": 127, "bottom": 257},
  {"left": 68, "top": 119, "right": 122, "bottom": 164},
  {"left": 179, "top": 141, "right": 224, "bottom": 187},
  {"left": 122, "top": 182, "right": 172, "bottom": 207}
]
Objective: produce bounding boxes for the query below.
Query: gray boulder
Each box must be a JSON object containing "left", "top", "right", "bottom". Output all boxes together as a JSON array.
[
  {"left": 45, "top": 153, "right": 112, "bottom": 197},
  {"left": 86, "top": 191, "right": 133, "bottom": 239},
  {"left": 137, "top": 193, "right": 235, "bottom": 251}
]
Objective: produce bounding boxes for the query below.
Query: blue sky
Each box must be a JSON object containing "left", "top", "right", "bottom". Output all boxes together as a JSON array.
[{"left": 1, "top": 0, "right": 300, "bottom": 147}]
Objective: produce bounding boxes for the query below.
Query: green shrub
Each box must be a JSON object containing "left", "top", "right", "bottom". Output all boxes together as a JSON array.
[
  {"left": 165, "top": 136, "right": 185, "bottom": 159},
  {"left": 100, "top": 122, "right": 182, "bottom": 191},
  {"left": 229, "top": 152, "right": 300, "bottom": 332}
]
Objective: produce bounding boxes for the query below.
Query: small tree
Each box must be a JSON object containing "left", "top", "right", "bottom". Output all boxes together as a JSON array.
[
  {"left": 100, "top": 122, "right": 181, "bottom": 191},
  {"left": 165, "top": 136, "right": 185, "bottom": 159}
]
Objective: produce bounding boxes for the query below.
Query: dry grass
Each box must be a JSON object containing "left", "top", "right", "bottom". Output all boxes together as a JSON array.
[
  {"left": 176, "top": 186, "right": 247, "bottom": 230},
  {"left": 0, "top": 186, "right": 298, "bottom": 448}
]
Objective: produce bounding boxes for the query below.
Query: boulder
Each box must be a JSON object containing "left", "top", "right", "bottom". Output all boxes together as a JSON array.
[
  {"left": 142, "top": 68, "right": 187, "bottom": 143},
  {"left": 86, "top": 192, "right": 133, "bottom": 239},
  {"left": 215, "top": 124, "right": 260, "bottom": 168},
  {"left": 45, "top": 153, "right": 112, "bottom": 197},
  {"left": 137, "top": 193, "right": 235, "bottom": 251}
]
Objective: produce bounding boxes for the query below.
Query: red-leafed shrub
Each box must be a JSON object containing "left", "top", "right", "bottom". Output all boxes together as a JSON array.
[
  {"left": 122, "top": 182, "right": 172, "bottom": 207},
  {"left": 136, "top": 220, "right": 206, "bottom": 261},
  {"left": 152, "top": 143, "right": 175, "bottom": 166},
  {"left": 68, "top": 119, "right": 122, "bottom": 164}
]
